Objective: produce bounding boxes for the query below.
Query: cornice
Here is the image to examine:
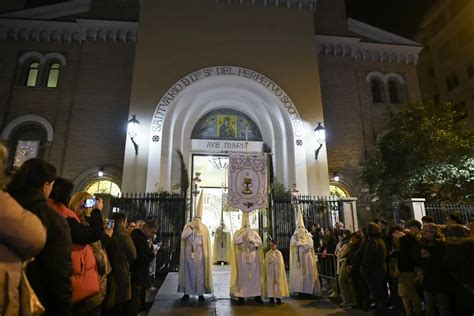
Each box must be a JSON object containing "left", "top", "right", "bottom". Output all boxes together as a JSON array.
[
  {"left": 315, "top": 34, "right": 423, "bottom": 65},
  {"left": 0, "top": 0, "right": 91, "bottom": 20},
  {"left": 215, "top": 0, "right": 317, "bottom": 10},
  {"left": 0, "top": 18, "right": 138, "bottom": 43}
]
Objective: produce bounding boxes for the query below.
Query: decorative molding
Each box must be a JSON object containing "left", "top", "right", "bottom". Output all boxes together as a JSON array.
[
  {"left": 0, "top": 0, "right": 91, "bottom": 20},
  {"left": 1, "top": 114, "right": 54, "bottom": 142},
  {"left": 215, "top": 0, "right": 317, "bottom": 10},
  {"left": 18, "top": 51, "right": 67, "bottom": 65},
  {"left": 316, "top": 34, "right": 423, "bottom": 65},
  {"left": 348, "top": 18, "right": 421, "bottom": 46},
  {"left": 0, "top": 18, "right": 138, "bottom": 43}
]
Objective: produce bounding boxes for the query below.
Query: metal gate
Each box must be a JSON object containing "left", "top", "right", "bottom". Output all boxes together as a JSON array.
[
  {"left": 270, "top": 195, "right": 344, "bottom": 265},
  {"left": 110, "top": 193, "right": 186, "bottom": 278}
]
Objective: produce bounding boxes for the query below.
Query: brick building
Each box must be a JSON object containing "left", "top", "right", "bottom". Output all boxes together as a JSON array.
[{"left": 0, "top": 0, "right": 422, "bottom": 213}]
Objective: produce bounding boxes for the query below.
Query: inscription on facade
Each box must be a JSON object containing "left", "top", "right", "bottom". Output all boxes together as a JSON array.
[{"left": 151, "top": 66, "right": 305, "bottom": 140}]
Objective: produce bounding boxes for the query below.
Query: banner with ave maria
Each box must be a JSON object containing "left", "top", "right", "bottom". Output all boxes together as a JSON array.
[{"left": 228, "top": 153, "right": 268, "bottom": 212}]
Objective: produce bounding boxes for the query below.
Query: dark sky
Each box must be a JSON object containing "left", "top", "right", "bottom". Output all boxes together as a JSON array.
[{"left": 346, "top": 0, "right": 434, "bottom": 38}]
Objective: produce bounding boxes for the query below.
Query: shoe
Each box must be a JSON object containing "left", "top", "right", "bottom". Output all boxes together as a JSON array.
[
  {"left": 198, "top": 295, "right": 205, "bottom": 302},
  {"left": 329, "top": 291, "right": 338, "bottom": 298},
  {"left": 181, "top": 294, "right": 190, "bottom": 302},
  {"left": 339, "top": 302, "right": 352, "bottom": 309},
  {"left": 238, "top": 297, "right": 245, "bottom": 304},
  {"left": 255, "top": 296, "right": 264, "bottom": 304},
  {"left": 269, "top": 298, "right": 275, "bottom": 304},
  {"left": 276, "top": 298, "right": 282, "bottom": 305}
]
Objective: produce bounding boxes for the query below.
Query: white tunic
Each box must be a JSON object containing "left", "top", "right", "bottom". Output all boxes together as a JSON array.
[
  {"left": 290, "top": 233, "right": 316, "bottom": 294},
  {"left": 233, "top": 229, "right": 263, "bottom": 297},
  {"left": 181, "top": 226, "right": 205, "bottom": 295},
  {"left": 214, "top": 228, "right": 230, "bottom": 262},
  {"left": 266, "top": 251, "right": 282, "bottom": 298}
]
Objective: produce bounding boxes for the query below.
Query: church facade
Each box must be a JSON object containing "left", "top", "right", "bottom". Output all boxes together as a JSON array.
[{"left": 0, "top": 0, "right": 422, "bottom": 209}]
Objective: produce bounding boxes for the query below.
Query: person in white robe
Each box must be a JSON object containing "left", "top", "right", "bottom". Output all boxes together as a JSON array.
[
  {"left": 264, "top": 240, "right": 289, "bottom": 305},
  {"left": 213, "top": 220, "right": 232, "bottom": 264},
  {"left": 289, "top": 206, "right": 321, "bottom": 297},
  {"left": 178, "top": 192, "right": 213, "bottom": 302},
  {"left": 230, "top": 211, "right": 265, "bottom": 304}
]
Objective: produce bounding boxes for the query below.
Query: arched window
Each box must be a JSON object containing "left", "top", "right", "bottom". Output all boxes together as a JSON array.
[
  {"left": 370, "top": 78, "right": 385, "bottom": 103},
  {"left": 25, "top": 62, "right": 40, "bottom": 87},
  {"left": 9, "top": 124, "right": 47, "bottom": 170},
  {"left": 388, "top": 80, "right": 403, "bottom": 104},
  {"left": 46, "top": 63, "right": 61, "bottom": 88},
  {"left": 329, "top": 184, "right": 348, "bottom": 198},
  {"left": 85, "top": 180, "right": 121, "bottom": 196}
]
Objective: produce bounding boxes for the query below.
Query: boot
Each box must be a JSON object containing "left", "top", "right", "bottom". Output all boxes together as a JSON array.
[
  {"left": 255, "top": 296, "right": 264, "bottom": 304},
  {"left": 198, "top": 295, "right": 205, "bottom": 302},
  {"left": 276, "top": 298, "right": 282, "bottom": 305},
  {"left": 269, "top": 298, "right": 275, "bottom": 304},
  {"left": 181, "top": 294, "right": 190, "bottom": 302}
]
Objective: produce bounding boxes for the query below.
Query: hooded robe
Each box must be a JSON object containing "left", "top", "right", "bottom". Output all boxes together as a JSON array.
[
  {"left": 230, "top": 211, "right": 265, "bottom": 298},
  {"left": 289, "top": 206, "right": 321, "bottom": 295},
  {"left": 264, "top": 248, "right": 289, "bottom": 299},
  {"left": 178, "top": 192, "right": 213, "bottom": 295},
  {"left": 213, "top": 221, "right": 232, "bottom": 264}
]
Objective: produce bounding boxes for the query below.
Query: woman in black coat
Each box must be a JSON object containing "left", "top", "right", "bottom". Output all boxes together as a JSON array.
[{"left": 7, "top": 158, "right": 73, "bottom": 316}]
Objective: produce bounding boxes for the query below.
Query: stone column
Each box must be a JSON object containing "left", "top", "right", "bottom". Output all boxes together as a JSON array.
[
  {"left": 404, "top": 198, "right": 426, "bottom": 222},
  {"left": 341, "top": 198, "right": 359, "bottom": 232}
]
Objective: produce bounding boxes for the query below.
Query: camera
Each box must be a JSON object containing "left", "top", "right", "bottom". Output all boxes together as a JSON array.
[
  {"left": 84, "top": 197, "right": 96, "bottom": 208},
  {"left": 106, "top": 219, "right": 114, "bottom": 230}
]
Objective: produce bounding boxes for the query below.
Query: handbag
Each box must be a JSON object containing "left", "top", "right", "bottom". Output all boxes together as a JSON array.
[{"left": 20, "top": 266, "right": 45, "bottom": 316}]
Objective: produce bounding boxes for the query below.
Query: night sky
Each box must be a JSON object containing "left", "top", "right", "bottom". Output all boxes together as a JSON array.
[{"left": 346, "top": 0, "right": 434, "bottom": 38}]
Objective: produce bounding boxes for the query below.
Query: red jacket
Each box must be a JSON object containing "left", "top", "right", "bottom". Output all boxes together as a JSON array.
[{"left": 48, "top": 199, "right": 100, "bottom": 303}]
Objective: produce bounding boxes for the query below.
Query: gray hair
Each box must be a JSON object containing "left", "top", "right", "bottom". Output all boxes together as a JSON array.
[{"left": 0, "top": 145, "right": 8, "bottom": 189}]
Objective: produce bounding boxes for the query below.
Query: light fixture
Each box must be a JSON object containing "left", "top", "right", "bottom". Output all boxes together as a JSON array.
[
  {"left": 192, "top": 172, "right": 202, "bottom": 194},
  {"left": 127, "top": 115, "right": 140, "bottom": 155},
  {"left": 314, "top": 122, "right": 326, "bottom": 160},
  {"left": 98, "top": 167, "right": 104, "bottom": 177},
  {"left": 333, "top": 171, "right": 340, "bottom": 182}
]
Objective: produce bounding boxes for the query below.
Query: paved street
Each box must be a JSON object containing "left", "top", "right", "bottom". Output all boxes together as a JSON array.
[{"left": 148, "top": 266, "right": 370, "bottom": 316}]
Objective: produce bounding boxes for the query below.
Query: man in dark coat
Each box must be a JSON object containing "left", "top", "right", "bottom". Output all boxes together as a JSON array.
[
  {"left": 127, "top": 220, "right": 158, "bottom": 314},
  {"left": 109, "top": 213, "right": 137, "bottom": 315}
]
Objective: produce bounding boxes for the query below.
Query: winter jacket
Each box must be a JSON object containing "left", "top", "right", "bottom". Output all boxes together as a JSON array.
[
  {"left": 362, "top": 238, "right": 387, "bottom": 277},
  {"left": 420, "top": 239, "right": 452, "bottom": 293},
  {"left": 0, "top": 191, "right": 46, "bottom": 316},
  {"left": 110, "top": 225, "right": 136, "bottom": 304},
  {"left": 8, "top": 188, "right": 73, "bottom": 316},
  {"left": 130, "top": 229, "right": 155, "bottom": 288},
  {"left": 396, "top": 233, "right": 421, "bottom": 273},
  {"left": 47, "top": 200, "right": 101, "bottom": 304}
]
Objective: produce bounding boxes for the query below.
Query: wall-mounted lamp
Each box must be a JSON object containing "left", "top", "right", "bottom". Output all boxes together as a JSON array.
[
  {"left": 333, "top": 172, "right": 340, "bottom": 182},
  {"left": 314, "top": 122, "right": 326, "bottom": 160},
  {"left": 127, "top": 115, "right": 140, "bottom": 155},
  {"left": 98, "top": 167, "right": 104, "bottom": 177},
  {"left": 290, "top": 183, "right": 299, "bottom": 205}
]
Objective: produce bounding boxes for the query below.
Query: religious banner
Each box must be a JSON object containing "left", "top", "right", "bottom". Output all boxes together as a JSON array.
[{"left": 228, "top": 153, "right": 268, "bottom": 212}]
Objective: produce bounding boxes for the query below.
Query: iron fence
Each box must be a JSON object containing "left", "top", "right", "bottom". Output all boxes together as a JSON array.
[
  {"left": 270, "top": 195, "right": 343, "bottom": 265},
  {"left": 425, "top": 202, "right": 474, "bottom": 225},
  {"left": 110, "top": 193, "right": 186, "bottom": 278}
]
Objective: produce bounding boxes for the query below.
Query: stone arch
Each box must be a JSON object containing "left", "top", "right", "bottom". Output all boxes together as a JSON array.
[
  {"left": 1, "top": 114, "right": 54, "bottom": 142},
  {"left": 147, "top": 66, "right": 308, "bottom": 193}
]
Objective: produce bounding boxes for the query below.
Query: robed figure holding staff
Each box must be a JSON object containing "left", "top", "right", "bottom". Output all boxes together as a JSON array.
[
  {"left": 289, "top": 206, "right": 321, "bottom": 296},
  {"left": 230, "top": 211, "right": 265, "bottom": 304},
  {"left": 178, "top": 192, "right": 213, "bottom": 302},
  {"left": 213, "top": 220, "right": 232, "bottom": 264}
]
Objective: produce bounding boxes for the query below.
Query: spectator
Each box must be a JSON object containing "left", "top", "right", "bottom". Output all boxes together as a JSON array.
[
  {"left": 406, "top": 219, "right": 422, "bottom": 236},
  {"left": 362, "top": 222, "right": 389, "bottom": 316},
  {"left": 136, "top": 219, "right": 145, "bottom": 229},
  {"left": 7, "top": 158, "right": 73, "bottom": 315},
  {"left": 335, "top": 229, "right": 355, "bottom": 308},
  {"left": 322, "top": 227, "right": 338, "bottom": 255},
  {"left": 69, "top": 192, "right": 112, "bottom": 315},
  {"left": 48, "top": 179, "right": 106, "bottom": 316},
  {"left": 0, "top": 146, "right": 47, "bottom": 315},
  {"left": 321, "top": 227, "right": 338, "bottom": 294},
  {"left": 334, "top": 221, "right": 344, "bottom": 239},
  {"left": 311, "top": 223, "right": 323, "bottom": 252},
  {"left": 346, "top": 231, "right": 370, "bottom": 310},
  {"left": 421, "top": 215, "right": 435, "bottom": 225},
  {"left": 419, "top": 223, "right": 451, "bottom": 316},
  {"left": 445, "top": 214, "right": 462, "bottom": 227},
  {"left": 127, "top": 220, "right": 158, "bottom": 315},
  {"left": 127, "top": 221, "right": 137, "bottom": 234},
  {"left": 108, "top": 212, "right": 137, "bottom": 315},
  {"left": 391, "top": 224, "right": 422, "bottom": 316},
  {"left": 397, "top": 219, "right": 406, "bottom": 228}
]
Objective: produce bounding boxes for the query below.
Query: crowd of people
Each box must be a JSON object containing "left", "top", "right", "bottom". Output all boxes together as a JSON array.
[
  {"left": 0, "top": 145, "right": 159, "bottom": 316},
  {"left": 310, "top": 215, "right": 474, "bottom": 316}
]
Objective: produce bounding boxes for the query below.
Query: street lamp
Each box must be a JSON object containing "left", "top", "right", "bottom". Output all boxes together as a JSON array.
[
  {"left": 127, "top": 115, "right": 140, "bottom": 155},
  {"left": 290, "top": 183, "right": 299, "bottom": 205},
  {"left": 314, "top": 122, "right": 326, "bottom": 160},
  {"left": 98, "top": 167, "right": 104, "bottom": 177},
  {"left": 333, "top": 172, "right": 340, "bottom": 182}
]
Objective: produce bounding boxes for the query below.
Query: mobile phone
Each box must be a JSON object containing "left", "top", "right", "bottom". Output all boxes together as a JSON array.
[
  {"left": 107, "top": 219, "right": 114, "bottom": 229},
  {"left": 84, "top": 197, "right": 96, "bottom": 208},
  {"left": 153, "top": 242, "right": 162, "bottom": 251}
]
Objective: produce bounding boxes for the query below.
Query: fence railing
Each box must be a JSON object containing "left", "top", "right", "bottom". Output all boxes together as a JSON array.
[
  {"left": 425, "top": 202, "right": 474, "bottom": 224},
  {"left": 110, "top": 193, "right": 187, "bottom": 278},
  {"left": 270, "top": 195, "right": 343, "bottom": 265}
]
